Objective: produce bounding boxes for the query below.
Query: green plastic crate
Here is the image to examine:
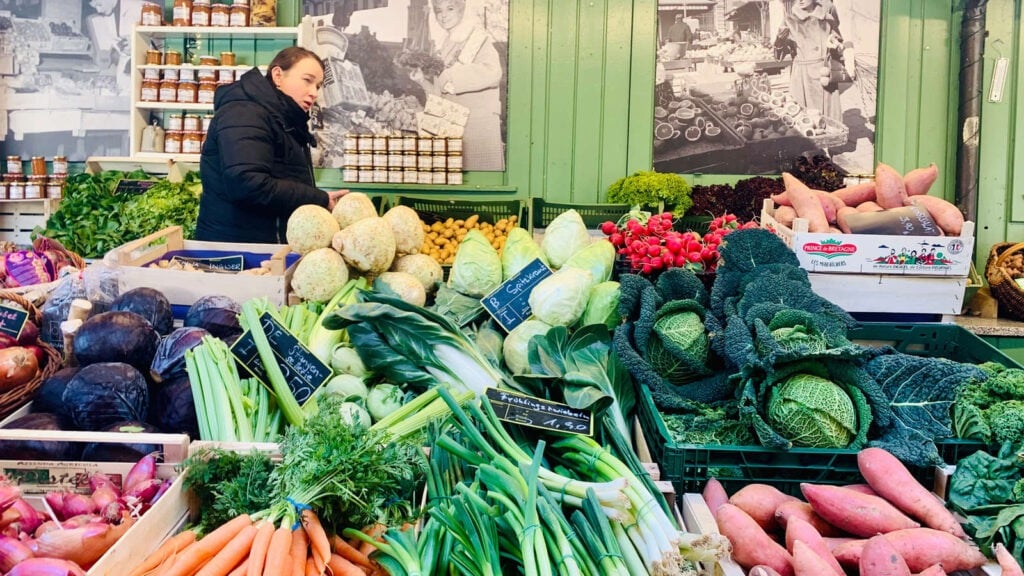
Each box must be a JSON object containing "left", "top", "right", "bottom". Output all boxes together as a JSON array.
[
  {"left": 530, "top": 198, "right": 631, "bottom": 230},
  {"left": 640, "top": 322, "right": 1010, "bottom": 497},
  {"left": 396, "top": 196, "right": 526, "bottom": 226}
]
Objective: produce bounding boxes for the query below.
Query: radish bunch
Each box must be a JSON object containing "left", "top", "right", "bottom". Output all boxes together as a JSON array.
[{"left": 601, "top": 211, "right": 758, "bottom": 276}]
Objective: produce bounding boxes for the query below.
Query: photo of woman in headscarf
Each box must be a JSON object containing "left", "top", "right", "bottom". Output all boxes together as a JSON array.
[{"left": 780, "top": 0, "right": 844, "bottom": 124}]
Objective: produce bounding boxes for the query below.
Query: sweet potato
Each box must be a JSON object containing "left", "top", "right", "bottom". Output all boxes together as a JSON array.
[
  {"left": 836, "top": 207, "right": 857, "bottom": 234},
  {"left": 775, "top": 501, "right": 844, "bottom": 537},
  {"left": 856, "top": 201, "right": 885, "bottom": 212},
  {"left": 913, "top": 564, "right": 948, "bottom": 576},
  {"left": 857, "top": 447, "right": 966, "bottom": 538},
  {"left": 832, "top": 181, "right": 877, "bottom": 206},
  {"left": 822, "top": 536, "right": 858, "bottom": 551},
  {"left": 860, "top": 534, "right": 912, "bottom": 576},
  {"left": 782, "top": 173, "right": 829, "bottom": 233},
  {"left": 904, "top": 163, "right": 939, "bottom": 197},
  {"left": 995, "top": 542, "right": 1024, "bottom": 576},
  {"left": 771, "top": 189, "right": 843, "bottom": 224},
  {"left": 875, "top": 162, "right": 909, "bottom": 209},
  {"left": 792, "top": 539, "right": 842, "bottom": 576},
  {"left": 784, "top": 517, "right": 845, "bottom": 575},
  {"left": 831, "top": 528, "right": 988, "bottom": 573},
  {"left": 800, "top": 483, "right": 919, "bottom": 537},
  {"left": 774, "top": 205, "right": 797, "bottom": 228},
  {"left": 842, "top": 483, "right": 877, "bottom": 496},
  {"left": 702, "top": 478, "right": 729, "bottom": 514},
  {"left": 715, "top": 503, "right": 794, "bottom": 576},
  {"left": 748, "top": 566, "right": 783, "bottom": 576},
  {"left": 905, "top": 196, "right": 964, "bottom": 235},
  {"left": 828, "top": 226, "right": 843, "bottom": 234},
  {"left": 729, "top": 483, "right": 800, "bottom": 534}
]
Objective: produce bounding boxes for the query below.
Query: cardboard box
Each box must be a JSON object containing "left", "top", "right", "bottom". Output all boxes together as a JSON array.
[
  {"left": 762, "top": 199, "right": 975, "bottom": 277},
  {"left": 104, "top": 226, "right": 296, "bottom": 309},
  {"left": 807, "top": 272, "right": 968, "bottom": 315}
]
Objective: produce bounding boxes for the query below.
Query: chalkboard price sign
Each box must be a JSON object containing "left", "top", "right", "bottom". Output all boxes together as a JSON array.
[
  {"left": 0, "top": 304, "right": 28, "bottom": 340},
  {"left": 485, "top": 388, "right": 592, "bottom": 436},
  {"left": 480, "top": 258, "right": 552, "bottom": 332},
  {"left": 230, "top": 312, "right": 332, "bottom": 406},
  {"left": 168, "top": 254, "right": 246, "bottom": 273},
  {"left": 113, "top": 179, "right": 157, "bottom": 196}
]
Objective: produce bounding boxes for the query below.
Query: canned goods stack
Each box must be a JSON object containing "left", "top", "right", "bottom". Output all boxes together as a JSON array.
[
  {"left": 1, "top": 155, "right": 67, "bottom": 201},
  {"left": 161, "top": 113, "right": 215, "bottom": 154},
  {"left": 140, "top": 52, "right": 240, "bottom": 103},
  {"left": 341, "top": 134, "right": 464, "bottom": 185},
  {"left": 153, "top": 0, "right": 251, "bottom": 27}
]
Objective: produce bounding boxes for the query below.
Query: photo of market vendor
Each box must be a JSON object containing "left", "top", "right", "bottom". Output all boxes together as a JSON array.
[
  {"left": 780, "top": 0, "right": 844, "bottom": 124},
  {"left": 196, "top": 47, "right": 348, "bottom": 244}
]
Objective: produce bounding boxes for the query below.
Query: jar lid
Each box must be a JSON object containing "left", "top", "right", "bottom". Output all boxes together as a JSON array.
[{"left": 193, "top": 0, "right": 210, "bottom": 4}]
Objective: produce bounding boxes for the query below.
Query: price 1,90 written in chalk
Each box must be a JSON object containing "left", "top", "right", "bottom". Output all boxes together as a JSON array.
[{"left": 485, "top": 387, "right": 592, "bottom": 436}]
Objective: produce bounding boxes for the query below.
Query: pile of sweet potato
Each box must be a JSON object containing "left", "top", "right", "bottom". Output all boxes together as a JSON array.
[
  {"left": 705, "top": 447, "right": 1023, "bottom": 576},
  {"left": 770, "top": 162, "right": 967, "bottom": 237}
]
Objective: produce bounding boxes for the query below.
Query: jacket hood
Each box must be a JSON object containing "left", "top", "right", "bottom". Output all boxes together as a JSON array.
[{"left": 214, "top": 68, "right": 315, "bottom": 145}]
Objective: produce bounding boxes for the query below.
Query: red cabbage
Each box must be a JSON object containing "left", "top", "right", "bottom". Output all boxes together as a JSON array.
[
  {"left": 74, "top": 311, "right": 159, "bottom": 373},
  {"left": 150, "top": 326, "right": 209, "bottom": 383},
  {"left": 151, "top": 375, "right": 198, "bottom": 438},
  {"left": 0, "top": 413, "right": 80, "bottom": 460},
  {"left": 111, "top": 287, "right": 174, "bottom": 335},
  {"left": 63, "top": 362, "right": 149, "bottom": 431},
  {"left": 184, "top": 294, "right": 242, "bottom": 342}
]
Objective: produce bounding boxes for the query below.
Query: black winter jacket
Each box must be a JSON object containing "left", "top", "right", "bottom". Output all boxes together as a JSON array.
[{"left": 196, "top": 68, "right": 327, "bottom": 244}]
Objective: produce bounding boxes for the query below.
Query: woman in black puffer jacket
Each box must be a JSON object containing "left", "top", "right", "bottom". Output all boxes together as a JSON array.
[{"left": 196, "top": 47, "right": 346, "bottom": 243}]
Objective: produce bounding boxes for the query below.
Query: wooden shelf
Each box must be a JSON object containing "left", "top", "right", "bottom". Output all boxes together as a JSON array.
[
  {"left": 135, "top": 25, "right": 301, "bottom": 40},
  {"left": 136, "top": 102, "right": 215, "bottom": 111}
]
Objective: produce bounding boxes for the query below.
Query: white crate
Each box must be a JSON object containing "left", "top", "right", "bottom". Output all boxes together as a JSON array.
[
  {"left": 807, "top": 272, "right": 968, "bottom": 315},
  {"left": 762, "top": 199, "right": 975, "bottom": 277},
  {"left": 0, "top": 199, "right": 60, "bottom": 247}
]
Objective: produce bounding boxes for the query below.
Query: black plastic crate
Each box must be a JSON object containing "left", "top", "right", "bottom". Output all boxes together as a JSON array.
[
  {"left": 397, "top": 196, "right": 526, "bottom": 226},
  {"left": 530, "top": 198, "right": 631, "bottom": 230},
  {"left": 641, "top": 322, "right": 1014, "bottom": 496}
]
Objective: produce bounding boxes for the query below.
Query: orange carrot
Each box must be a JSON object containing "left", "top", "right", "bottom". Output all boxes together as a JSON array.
[
  {"left": 246, "top": 521, "right": 275, "bottom": 576},
  {"left": 301, "top": 509, "right": 332, "bottom": 569},
  {"left": 128, "top": 530, "right": 197, "bottom": 576},
  {"left": 195, "top": 524, "right": 258, "bottom": 576},
  {"left": 357, "top": 524, "right": 386, "bottom": 557},
  {"left": 290, "top": 525, "right": 308, "bottom": 576},
  {"left": 262, "top": 525, "right": 293, "bottom": 576},
  {"left": 330, "top": 534, "right": 375, "bottom": 571},
  {"left": 162, "top": 514, "right": 252, "bottom": 576},
  {"left": 327, "top": 553, "right": 367, "bottom": 576},
  {"left": 227, "top": 559, "right": 249, "bottom": 576}
]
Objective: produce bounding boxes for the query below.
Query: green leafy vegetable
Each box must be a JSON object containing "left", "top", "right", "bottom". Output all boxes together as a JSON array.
[
  {"left": 766, "top": 373, "right": 857, "bottom": 448},
  {"left": 181, "top": 447, "right": 277, "bottom": 536}
]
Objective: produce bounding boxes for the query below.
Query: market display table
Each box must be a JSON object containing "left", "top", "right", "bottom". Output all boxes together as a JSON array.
[{"left": 947, "top": 314, "right": 1024, "bottom": 365}]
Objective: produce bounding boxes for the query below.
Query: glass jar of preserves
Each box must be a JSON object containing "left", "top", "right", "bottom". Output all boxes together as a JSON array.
[
  {"left": 198, "top": 80, "right": 217, "bottom": 103},
  {"left": 372, "top": 169, "right": 387, "bottom": 183},
  {"left": 372, "top": 153, "right": 387, "bottom": 169},
  {"left": 199, "top": 55, "right": 219, "bottom": 66},
  {"left": 178, "top": 65, "right": 196, "bottom": 82},
  {"left": 159, "top": 79, "right": 178, "bottom": 102},
  {"left": 431, "top": 170, "right": 447, "bottom": 185},
  {"left": 197, "top": 67, "right": 216, "bottom": 82},
  {"left": 217, "top": 68, "right": 234, "bottom": 84},
  {"left": 0, "top": 183, "right": 8, "bottom": 200},
  {"left": 446, "top": 153, "right": 462, "bottom": 171},
  {"left": 432, "top": 138, "right": 446, "bottom": 154},
  {"left": 172, "top": 0, "right": 192, "bottom": 25},
  {"left": 164, "top": 50, "right": 183, "bottom": 66},
  {"left": 182, "top": 131, "right": 203, "bottom": 154},
  {"left": 401, "top": 135, "right": 416, "bottom": 152},
  {"left": 24, "top": 175, "right": 45, "bottom": 199},
  {"left": 202, "top": 114, "right": 214, "bottom": 132},
  {"left": 8, "top": 181, "right": 24, "bottom": 200},
  {"left": 46, "top": 177, "right": 64, "bottom": 199},
  {"left": 141, "top": 78, "right": 160, "bottom": 102},
  {"left": 342, "top": 167, "right": 358, "bottom": 182},
  {"left": 3, "top": 172, "right": 23, "bottom": 183},
  {"left": 52, "top": 156, "right": 68, "bottom": 175},
  {"left": 142, "top": 67, "right": 160, "bottom": 80},
  {"left": 167, "top": 113, "right": 184, "bottom": 131},
  {"left": 190, "top": 0, "right": 210, "bottom": 25},
  {"left": 356, "top": 134, "right": 373, "bottom": 152},
  {"left": 141, "top": 1, "right": 163, "bottom": 25},
  {"left": 356, "top": 152, "right": 371, "bottom": 168},
  {"left": 416, "top": 171, "right": 432, "bottom": 185},
  {"left": 401, "top": 154, "right": 417, "bottom": 169},
  {"left": 387, "top": 169, "right": 403, "bottom": 183},
  {"left": 164, "top": 131, "right": 183, "bottom": 154},
  {"left": 177, "top": 81, "right": 198, "bottom": 103},
  {"left": 417, "top": 155, "right": 433, "bottom": 171},
  {"left": 229, "top": 2, "right": 249, "bottom": 26},
  {"left": 220, "top": 51, "right": 236, "bottom": 66},
  {"left": 343, "top": 134, "right": 358, "bottom": 151},
  {"left": 403, "top": 169, "right": 418, "bottom": 184},
  {"left": 447, "top": 137, "right": 463, "bottom": 153},
  {"left": 211, "top": 2, "right": 230, "bottom": 26},
  {"left": 6, "top": 156, "right": 22, "bottom": 175},
  {"left": 183, "top": 114, "right": 201, "bottom": 131},
  {"left": 163, "top": 67, "right": 179, "bottom": 81},
  {"left": 234, "top": 69, "right": 246, "bottom": 82},
  {"left": 446, "top": 170, "right": 463, "bottom": 186},
  {"left": 30, "top": 156, "right": 45, "bottom": 176},
  {"left": 145, "top": 49, "right": 163, "bottom": 66},
  {"left": 387, "top": 152, "right": 402, "bottom": 168},
  {"left": 372, "top": 134, "right": 387, "bottom": 152},
  {"left": 417, "top": 137, "right": 433, "bottom": 154}
]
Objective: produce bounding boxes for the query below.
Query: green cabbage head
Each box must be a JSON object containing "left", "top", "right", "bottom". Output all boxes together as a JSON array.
[
  {"left": 579, "top": 281, "right": 620, "bottom": 329},
  {"left": 541, "top": 209, "right": 592, "bottom": 269},
  {"left": 563, "top": 240, "right": 615, "bottom": 289},
  {"left": 502, "top": 227, "right": 548, "bottom": 280},
  {"left": 448, "top": 229, "right": 502, "bottom": 297},
  {"left": 766, "top": 373, "right": 857, "bottom": 448},
  {"left": 528, "top": 268, "right": 593, "bottom": 326},
  {"left": 502, "top": 319, "right": 552, "bottom": 375},
  {"left": 646, "top": 305, "right": 708, "bottom": 385}
]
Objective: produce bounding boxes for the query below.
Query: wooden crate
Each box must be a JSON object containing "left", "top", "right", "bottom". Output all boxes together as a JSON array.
[
  {"left": 0, "top": 199, "right": 60, "bottom": 246},
  {"left": 0, "top": 429, "right": 191, "bottom": 576},
  {"left": 105, "top": 225, "right": 295, "bottom": 308}
]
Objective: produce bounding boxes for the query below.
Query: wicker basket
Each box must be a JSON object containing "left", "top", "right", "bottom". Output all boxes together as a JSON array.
[
  {"left": 985, "top": 241, "right": 1024, "bottom": 321},
  {"left": 0, "top": 291, "right": 62, "bottom": 419}
]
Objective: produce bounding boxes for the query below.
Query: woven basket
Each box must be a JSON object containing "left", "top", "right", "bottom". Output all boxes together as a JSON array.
[
  {"left": 0, "top": 291, "right": 62, "bottom": 420},
  {"left": 985, "top": 241, "right": 1024, "bottom": 321}
]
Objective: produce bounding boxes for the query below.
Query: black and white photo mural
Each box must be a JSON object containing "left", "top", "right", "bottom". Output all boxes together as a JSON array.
[
  {"left": 303, "top": 0, "right": 509, "bottom": 171},
  {"left": 653, "top": 0, "right": 879, "bottom": 176}
]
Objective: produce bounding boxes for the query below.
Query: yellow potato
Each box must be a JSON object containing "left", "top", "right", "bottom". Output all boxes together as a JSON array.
[
  {"left": 456, "top": 232, "right": 467, "bottom": 242},
  {"left": 454, "top": 219, "right": 465, "bottom": 228},
  {"left": 442, "top": 228, "right": 454, "bottom": 239},
  {"left": 508, "top": 215, "right": 518, "bottom": 224},
  {"left": 444, "top": 217, "right": 454, "bottom": 227},
  {"left": 431, "top": 222, "right": 444, "bottom": 232},
  {"left": 465, "top": 214, "right": 480, "bottom": 228}
]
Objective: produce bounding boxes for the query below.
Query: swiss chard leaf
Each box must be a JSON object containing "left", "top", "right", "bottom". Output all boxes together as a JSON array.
[{"left": 949, "top": 447, "right": 1024, "bottom": 512}]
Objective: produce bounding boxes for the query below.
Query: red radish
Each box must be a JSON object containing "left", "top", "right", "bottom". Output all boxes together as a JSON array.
[
  {"left": 785, "top": 517, "right": 845, "bottom": 575},
  {"left": 702, "top": 478, "right": 729, "bottom": 513},
  {"left": 995, "top": 542, "right": 1024, "bottom": 576},
  {"left": 800, "top": 483, "right": 920, "bottom": 537},
  {"left": 792, "top": 539, "right": 842, "bottom": 576},
  {"left": 831, "top": 528, "right": 988, "bottom": 573},
  {"left": 860, "top": 534, "right": 912, "bottom": 576},
  {"left": 904, "top": 163, "right": 939, "bottom": 197},
  {"left": 857, "top": 447, "right": 966, "bottom": 538}
]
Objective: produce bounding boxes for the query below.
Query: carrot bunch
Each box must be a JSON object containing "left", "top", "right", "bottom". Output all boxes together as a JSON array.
[{"left": 128, "top": 511, "right": 387, "bottom": 576}]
